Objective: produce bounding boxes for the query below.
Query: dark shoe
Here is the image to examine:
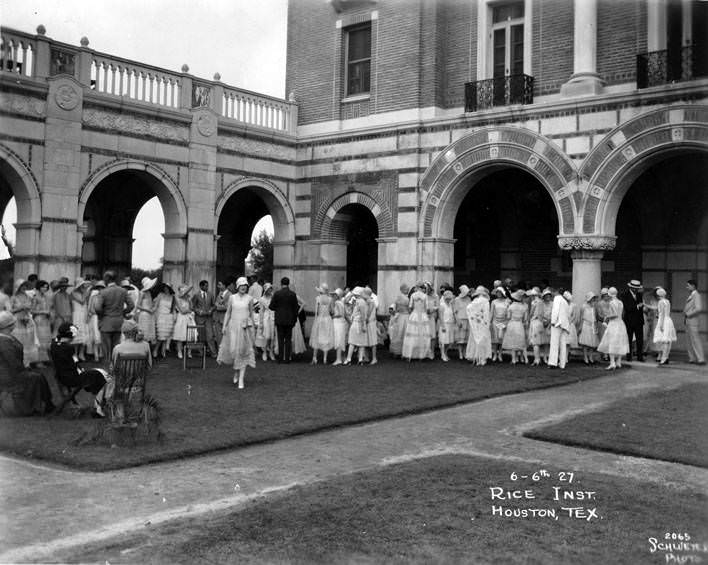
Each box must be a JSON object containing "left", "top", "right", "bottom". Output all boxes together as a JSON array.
[{"left": 637, "top": 356, "right": 645, "bottom": 362}]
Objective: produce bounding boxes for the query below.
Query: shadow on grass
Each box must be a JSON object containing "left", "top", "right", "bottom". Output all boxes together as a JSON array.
[
  {"left": 524, "top": 382, "right": 708, "bottom": 469},
  {"left": 64, "top": 454, "right": 708, "bottom": 565},
  {"left": 0, "top": 353, "right": 610, "bottom": 472}
]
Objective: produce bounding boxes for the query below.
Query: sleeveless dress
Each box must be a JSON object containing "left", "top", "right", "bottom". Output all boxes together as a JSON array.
[
  {"left": 466, "top": 296, "right": 492, "bottom": 364},
  {"left": 332, "top": 300, "right": 349, "bottom": 351},
  {"left": 595, "top": 299, "right": 612, "bottom": 344},
  {"left": 366, "top": 299, "right": 378, "bottom": 347},
  {"left": 567, "top": 301, "right": 579, "bottom": 349},
  {"left": 255, "top": 295, "right": 275, "bottom": 348},
  {"left": 401, "top": 291, "right": 433, "bottom": 360},
  {"left": 653, "top": 298, "right": 677, "bottom": 344},
  {"left": 31, "top": 293, "right": 52, "bottom": 362},
  {"left": 173, "top": 297, "right": 194, "bottom": 341},
  {"left": 155, "top": 294, "right": 175, "bottom": 341},
  {"left": 437, "top": 301, "right": 456, "bottom": 345},
  {"left": 597, "top": 298, "right": 630, "bottom": 355},
  {"left": 217, "top": 293, "right": 256, "bottom": 370},
  {"left": 71, "top": 291, "right": 89, "bottom": 345},
  {"left": 502, "top": 301, "right": 527, "bottom": 350},
  {"left": 453, "top": 296, "right": 471, "bottom": 345},
  {"left": 527, "top": 299, "right": 546, "bottom": 346},
  {"left": 388, "top": 294, "right": 410, "bottom": 356},
  {"left": 347, "top": 297, "right": 370, "bottom": 347},
  {"left": 136, "top": 291, "right": 156, "bottom": 342},
  {"left": 309, "top": 294, "right": 334, "bottom": 350},
  {"left": 541, "top": 301, "right": 553, "bottom": 344},
  {"left": 578, "top": 303, "right": 599, "bottom": 348},
  {"left": 11, "top": 293, "right": 38, "bottom": 366},
  {"left": 490, "top": 299, "right": 509, "bottom": 344}
]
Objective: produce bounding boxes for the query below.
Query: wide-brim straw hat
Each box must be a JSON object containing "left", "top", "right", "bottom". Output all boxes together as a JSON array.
[
  {"left": 0, "top": 311, "right": 16, "bottom": 330},
  {"left": 563, "top": 291, "right": 573, "bottom": 301},
  {"left": 472, "top": 285, "right": 489, "bottom": 298},
  {"left": 13, "top": 278, "right": 27, "bottom": 294},
  {"left": 542, "top": 288, "right": 553, "bottom": 298},
  {"left": 526, "top": 287, "right": 540, "bottom": 297},
  {"left": 177, "top": 284, "right": 193, "bottom": 297},
  {"left": 333, "top": 288, "right": 344, "bottom": 298},
  {"left": 600, "top": 287, "right": 609, "bottom": 296},
  {"left": 316, "top": 282, "right": 329, "bottom": 294},
  {"left": 141, "top": 277, "right": 157, "bottom": 291},
  {"left": 511, "top": 289, "right": 526, "bottom": 301},
  {"left": 585, "top": 291, "right": 596, "bottom": 302},
  {"left": 656, "top": 287, "right": 667, "bottom": 298},
  {"left": 263, "top": 282, "right": 273, "bottom": 294},
  {"left": 627, "top": 279, "right": 643, "bottom": 289},
  {"left": 458, "top": 284, "right": 470, "bottom": 298},
  {"left": 493, "top": 286, "right": 506, "bottom": 297},
  {"left": 235, "top": 277, "right": 248, "bottom": 289}
]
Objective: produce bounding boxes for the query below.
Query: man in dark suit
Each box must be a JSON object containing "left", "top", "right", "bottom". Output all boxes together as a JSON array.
[
  {"left": 94, "top": 270, "right": 134, "bottom": 365},
  {"left": 620, "top": 279, "right": 645, "bottom": 361},
  {"left": 192, "top": 280, "right": 217, "bottom": 356},
  {"left": 269, "top": 276, "right": 299, "bottom": 363}
]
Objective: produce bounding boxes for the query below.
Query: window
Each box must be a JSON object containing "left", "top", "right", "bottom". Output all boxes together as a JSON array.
[
  {"left": 491, "top": 1, "right": 525, "bottom": 79},
  {"left": 345, "top": 23, "right": 371, "bottom": 96}
]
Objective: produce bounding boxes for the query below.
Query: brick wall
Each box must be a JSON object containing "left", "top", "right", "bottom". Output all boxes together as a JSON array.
[
  {"left": 441, "top": 0, "right": 476, "bottom": 108},
  {"left": 532, "top": 0, "right": 574, "bottom": 96},
  {"left": 597, "top": 0, "right": 646, "bottom": 86}
]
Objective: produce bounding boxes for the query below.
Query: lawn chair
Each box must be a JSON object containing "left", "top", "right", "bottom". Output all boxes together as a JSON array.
[
  {"left": 112, "top": 354, "right": 150, "bottom": 422},
  {"left": 184, "top": 325, "right": 207, "bottom": 370}
]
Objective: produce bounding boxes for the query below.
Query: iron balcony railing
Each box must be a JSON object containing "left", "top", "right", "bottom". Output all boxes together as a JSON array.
[
  {"left": 464, "top": 74, "right": 534, "bottom": 113},
  {"left": 637, "top": 44, "right": 708, "bottom": 89}
]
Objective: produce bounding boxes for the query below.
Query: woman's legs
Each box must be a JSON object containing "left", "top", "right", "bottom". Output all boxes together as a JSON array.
[
  {"left": 532, "top": 345, "right": 541, "bottom": 365},
  {"left": 176, "top": 341, "right": 184, "bottom": 359},
  {"left": 370, "top": 345, "right": 377, "bottom": 365}
]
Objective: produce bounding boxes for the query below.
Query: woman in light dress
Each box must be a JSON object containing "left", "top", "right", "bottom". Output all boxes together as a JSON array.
[
  {"left": 154, "top": 283, "right": 176, "bottom": 358},
  {"left": 173, "top": 284, "right": 195, "bottom": 360},
  {"left": 31, "top": 280, "right": 52, "bottom": 366},
  {"left": 388, "top": 284, "right": 410, "bottom": 358},
  {"left": 642, "top": 288, "right": 660, "bottom": 359},
  {"left": 255, "top": 283, "right": 276, "bottom": 362},
  {"left": 217, "top": 276, "right": 255, "bottom": 389},
  {"left": 70, "top": 278, "right": 92, "bottom": 361},
  {"left": 490, "top": 287, "right": 509, "bottom": 362},
  {"left": 526, "top": 288, "right": 545, "bottom": 365},
  {"left": 437, "top": 290, "right": 456, "bottom": 362},
  {"left": 453, "top": 285, "right": 472, "bottom": 361},
  {"left": 10, "top": 279, "right": 38, "bottom": 367},
  {"left": 653, "top": 287, "right": 677, "bottom": 365},
  {"left": 466, "top": 286, "right": 492, "bottom": 365},
  {"left": 595, "top": 288, "right": 612, "bottom": 354},
  {"left": 564, "top": 290, "right": 580, "bottom": 355},
  {"left": 540, "top": 289, "right": 554, "bottom": 364},
  {"left": 309, "top": 283, "right": 334, "bottom": 364},
  {"left": 578, "top": 291, "right": 599, "bottom": 364},
  {"left": 363, "top": 287, "right": 379, "bottom": 365},
  {"left": 401, "top": 283, "right": 433, "bottom": 361},
  {"left": 136, "top": 277, "right": 157, "bottom": 353},
  {"left": 291, "top": 291, "right": 307, "bottom": 356},
  {"left": 86, "top": 280, "right": 105, "bottom": 362},
  {"left": 331, "top": 288, "right": 349, "bottom": 365},
  {"left": 501, "top": 289, "right": 528, "bottom": 364},
  {"left": 344, "top": 287, "right": 370, "bottom": 365},
  {"left": 597, "top": 287, "right": 630, "bottom": 370}
]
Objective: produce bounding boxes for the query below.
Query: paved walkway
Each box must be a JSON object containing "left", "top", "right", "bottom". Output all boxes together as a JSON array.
[{"left": 0, "top": 362, "right": 706, "bottom": 563}]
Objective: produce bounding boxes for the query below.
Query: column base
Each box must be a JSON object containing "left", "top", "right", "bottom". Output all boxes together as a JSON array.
[{"left": 560, "top": 73, "right": 605, "bottom": 98}]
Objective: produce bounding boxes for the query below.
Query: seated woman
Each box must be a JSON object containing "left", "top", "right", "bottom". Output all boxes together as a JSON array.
[
  {"left": 111, "top": 320, "right": 152, "bottom": 369},
  {"left": 0, "top": 311, "right": 54, "bottom": 417},
  {"left": 50, "top": 322, "right": 109, "bottom": 417}
]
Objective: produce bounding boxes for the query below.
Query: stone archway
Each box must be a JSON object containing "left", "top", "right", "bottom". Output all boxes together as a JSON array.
[
  {"left": 0, "top": 143, "right": 42, "bottom": 278},
  {"left": 78, "top": 159, "right": 188, "bottom": 282},
  {"left": 214, "top": 177, "right": 295, "bottom": 283}
]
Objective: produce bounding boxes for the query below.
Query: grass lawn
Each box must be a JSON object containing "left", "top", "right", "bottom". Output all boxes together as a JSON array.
[
  {"left": 64, "top": 454, "right": 708, "bottom": 564},
  {"left": 525, "top": 383, "right": 708, "bottom": 468},
  {"left": 0, "top": 353, "right": 606, "bottom": 471}
]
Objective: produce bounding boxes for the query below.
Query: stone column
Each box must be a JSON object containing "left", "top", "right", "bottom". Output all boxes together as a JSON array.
[
  {"left": 272, "top": 239, "right": 295, "bottom": 287},
  {"left": 570, "top": 250, "right": 604, "bottom": 306},
  {"left": 418, "top": 237, "right": 456, "bottom": 291},
  {"left": 560, "top": 0, "right": 605, "bottom": 97}
]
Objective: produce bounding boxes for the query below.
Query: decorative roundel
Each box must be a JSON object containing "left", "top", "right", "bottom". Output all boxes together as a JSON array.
[
  {"left": 55, "top": 85, "right": 79, "bottom": 110},
  {"left": 197, "top": 113, "right": 215, "bottom": 137}
]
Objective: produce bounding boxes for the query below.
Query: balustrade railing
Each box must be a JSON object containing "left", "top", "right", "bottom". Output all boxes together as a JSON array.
[
  {"left": 465, "top": 74, "right": 534, "bottom": 113},
  {"left": 0, "top": 28, "right": 36, "bottom": 77},
  {"left": 0, "top": 26, "right": 297, "bottom": 135},
  {"left": 637, "top": 45, "right": 707, "bottom": 89}
]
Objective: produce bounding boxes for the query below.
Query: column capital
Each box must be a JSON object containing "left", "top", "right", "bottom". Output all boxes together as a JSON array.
[
  {"left": 570, "top": 249, "right": 604, "bottom": 261},
  {"left": 558, "top": 235, "right": 616, "bottom": 251}
]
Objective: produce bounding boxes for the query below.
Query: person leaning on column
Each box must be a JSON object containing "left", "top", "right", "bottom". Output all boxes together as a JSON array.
[{"left": 684, "top": 279, "right": 706, "bottom": 365}]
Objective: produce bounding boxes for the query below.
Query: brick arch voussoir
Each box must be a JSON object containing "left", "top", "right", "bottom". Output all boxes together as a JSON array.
[{"left": 318, "top": 192, "right": 393, "bottom": 240}]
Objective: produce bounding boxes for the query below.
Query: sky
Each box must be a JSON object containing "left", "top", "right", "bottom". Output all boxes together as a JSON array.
[{"left": 1, "top": 0, "right": 286, "bottom": 267}]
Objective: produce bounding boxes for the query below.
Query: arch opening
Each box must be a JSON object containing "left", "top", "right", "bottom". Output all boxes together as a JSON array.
[
  {"left": 332, "top": 203, "right": 379, "bottom": 291},
  {"left": 453, "top": 167, "right": 569, "bottom": 288}
]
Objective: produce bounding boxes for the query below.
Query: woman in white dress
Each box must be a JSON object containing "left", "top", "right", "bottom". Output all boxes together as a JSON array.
[
  {"left": 173, "top": 284, "right": 195, "bottom": 360},
  {"left": 154, "top": 283, "right": 176, "bottom": 358},
  {"left": 466, "top": 286, "right": 492, "bottom": 365},
  {"left": 526, "top": 288, "right": 545, "bottom": 365},
  {"left": 310, "top": 283, "right": 334, "bottom": 364},
  {"left": 501, "top": 289, "right": 528, "bottom": 364},
  {"left": 597, "top": 287, "right": 630, "bottom": 370},
  {"left": 437, "top": 290, "right": 456, "bottom": 362},
  {"left": 490, "top": 287, "right": 509, "bottom": 362},
  {"left": 86, "top": 280, "right": 105, "bottom": 361},
  {"left": 653, "top": 287, "right": 677, "bottom": 365},
  {"left": 255, "top": 283, "right": 275, "bottom": 362},
  {"left": 217, "top": 276, "right": 256, "bottom": 389},
  {"left": 578, "top": 291, "right": 599, "bottom": 364},
  {"left": 453, "top": 285, "right": 471, "bottom": 361},
  {"left": 331, "top": 288, "right": 348, "bottom": 365},
  {"left": 70, "top": 278, "right": 92, "bottom": 361},
  {"left": 344, "top": 287, "right": 369, "bottom": 364},
  {"left": 363, "top": 287, "right": 379, "bottom": 365},
  {"left": 401, "top": 283, "right": 433, "bottom": 361},
  {"left": 291, "top": 292, "right": 307, "bottom": 356},
  {"left": 136, "top": 277, "right": 157, "bottom": 351}
]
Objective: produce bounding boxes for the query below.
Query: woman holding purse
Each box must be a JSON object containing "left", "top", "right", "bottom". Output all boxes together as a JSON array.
[{"left": 217, "top": 277, "right": 256, "bottom": 389}]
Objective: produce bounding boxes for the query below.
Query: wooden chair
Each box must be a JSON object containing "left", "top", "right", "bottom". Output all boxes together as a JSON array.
[
  {"left": 112, "top": 354, "right": 150, "bottom": 422},
  {"left": 184, "top": 325, "right": 207, "bottom": 370}
]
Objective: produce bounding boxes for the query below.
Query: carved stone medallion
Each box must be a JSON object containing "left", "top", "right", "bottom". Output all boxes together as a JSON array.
[{"left": 55, "top": 85, "right": 79, "bottom": 110}]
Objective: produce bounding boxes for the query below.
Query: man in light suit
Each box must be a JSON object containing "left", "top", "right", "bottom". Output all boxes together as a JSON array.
[
  {"left": 94, "top": 270, "right": 134, "bottom": 365},
  {"left": 192, "top": 280, "right": 217, "bottom": 356},
  {"left": 684, "top": 279, "right": 705, "bottom": 365},
  {"left": 548, "top": 288, "right": 570, "bottom": 369}
]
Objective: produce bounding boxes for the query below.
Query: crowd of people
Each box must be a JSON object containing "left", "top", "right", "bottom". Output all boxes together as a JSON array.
[{"left": 0, "top": 269, "right": 705, "bottom": 411}]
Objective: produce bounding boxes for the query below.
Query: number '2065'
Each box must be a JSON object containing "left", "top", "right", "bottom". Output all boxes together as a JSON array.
[{"left": 665, "top": 533, "right": 691, "bottom": 541}]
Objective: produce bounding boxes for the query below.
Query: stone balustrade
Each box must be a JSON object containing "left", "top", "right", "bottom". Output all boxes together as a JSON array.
[{"left": 0, "top": 25, "right": 297, "bottom": 134}]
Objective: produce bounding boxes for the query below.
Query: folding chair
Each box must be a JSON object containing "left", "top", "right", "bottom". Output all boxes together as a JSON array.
[{"left": 184, "top": 325, "right": 207, "bottom": 369}]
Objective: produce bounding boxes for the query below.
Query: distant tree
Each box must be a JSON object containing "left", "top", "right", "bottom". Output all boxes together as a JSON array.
[{"left": 250, "top": 229, "right": 273, "bottom": 283}]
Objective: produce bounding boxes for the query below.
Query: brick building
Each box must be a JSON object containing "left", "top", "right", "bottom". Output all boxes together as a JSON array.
[{"left": 283, "top": 0, "right": 708, "bottom": 349}]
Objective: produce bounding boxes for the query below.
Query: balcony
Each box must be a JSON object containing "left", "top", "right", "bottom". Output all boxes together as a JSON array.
[
  {"left": 637, "top": 45, "right": 708, "bottom": 89},
  {"left": 464, "top": 74, "right": 534, "bottom": 113}
]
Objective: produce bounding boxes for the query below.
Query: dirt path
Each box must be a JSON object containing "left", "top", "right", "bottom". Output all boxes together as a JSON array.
[{"left": 1, "top": 363, "right": 706, "bottom": 563}]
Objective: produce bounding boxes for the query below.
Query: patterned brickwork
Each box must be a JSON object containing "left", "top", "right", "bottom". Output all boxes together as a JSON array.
[{"left": 319, "top": 191, "right": 395, "bottom": 239}]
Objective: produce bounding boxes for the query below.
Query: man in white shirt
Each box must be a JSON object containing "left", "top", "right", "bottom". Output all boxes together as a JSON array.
[
  {"left": 548, "top": 288, "right": 570, "bottom": 369},
  {"left": 684, "top": 279, "right": 705, "bottom": 365},
  {"left": 248, "top": 276, "right": 263, "bottom": 300}
]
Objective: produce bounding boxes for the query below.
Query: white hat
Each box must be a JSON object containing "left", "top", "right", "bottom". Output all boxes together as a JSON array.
[
  {"left": 141, "top": 277, "right": 157, "bottom": 291},
  {"left": 235, "top": 277, "right": 248, "bottom": 289},
  {"left": 458, "top": 284, "right": 470, "bottom": 298},
  {"left": 316, "top": 282, "right": 329, "bottom": 293}
]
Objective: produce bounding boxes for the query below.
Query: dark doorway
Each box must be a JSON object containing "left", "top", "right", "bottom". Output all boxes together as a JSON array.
[{"left": 333, "top": 203, "right": 378, "bottom": 290}]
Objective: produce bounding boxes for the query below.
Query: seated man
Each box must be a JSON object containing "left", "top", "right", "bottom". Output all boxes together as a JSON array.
[
  {"left": 50, "top": 322, "right": 109, "bottom": 417},
  {"left": 0, "top": 311, "right": 54, "bottom": 416}
]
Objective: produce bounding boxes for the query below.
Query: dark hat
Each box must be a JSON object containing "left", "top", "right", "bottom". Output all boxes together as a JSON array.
[
  {"left": 57, "top": 322, "right": 76, "bottom": 340},
  {"left": 57, "top": 277, "right": 70, "bottom": 288}
]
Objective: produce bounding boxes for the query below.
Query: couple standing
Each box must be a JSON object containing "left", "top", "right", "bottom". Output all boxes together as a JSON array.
[{"left": 268, "top": 277, "right": 300, "bottom": 364}]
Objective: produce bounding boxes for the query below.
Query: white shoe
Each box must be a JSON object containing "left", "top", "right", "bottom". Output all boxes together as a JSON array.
[
  {"left": 262, "top": 352, "right": 267, "bottom": 362},
  {"left": 333, "top": 360, "right": 342, "bottom": 366}
]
